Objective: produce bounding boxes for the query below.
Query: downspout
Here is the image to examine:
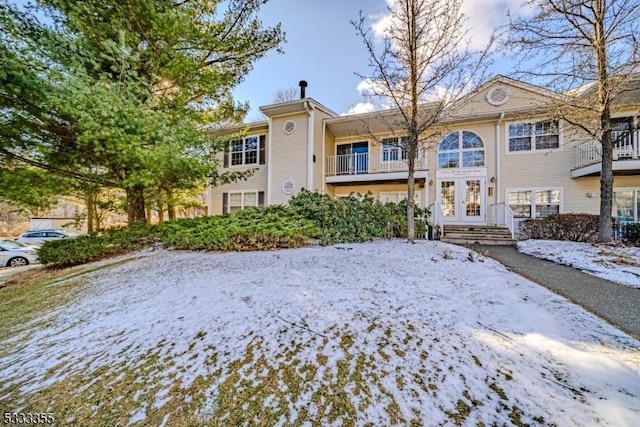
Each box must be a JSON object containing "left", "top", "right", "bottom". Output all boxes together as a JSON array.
[
  {"left": 266, "top": 117, "right": 273, "bottom": 205},
  {"left": 495, "top": 112, "right": 505, "bottom": 222},
  {"left": 304, "top": 101, "right": 315, "bottom": 191}
]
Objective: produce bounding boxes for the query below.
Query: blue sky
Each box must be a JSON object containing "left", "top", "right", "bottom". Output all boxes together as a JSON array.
[{"left": 235, "top": 0, "right": 526, "bottom": 119}]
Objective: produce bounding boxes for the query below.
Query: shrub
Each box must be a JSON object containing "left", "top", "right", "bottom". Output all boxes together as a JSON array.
[
  {"left": 39, "top": 190, "right": 430, "bottom": 267},
  {"left": 288, "top": 190, "right": 428, "bottom": 245},
  {"left": 622, "top": 223, "right": 640, "bottom": 246},
  {"left": 519, "top": 213, "right": 600, "bottom": 242},
  {"left": 39, "top": 224, "right": 156, "bottom": 267},
  {"left": 156, "top": 205, "right": 317, "bottom": 251}
]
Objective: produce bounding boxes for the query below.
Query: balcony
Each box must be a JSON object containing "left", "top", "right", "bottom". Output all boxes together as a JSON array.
[
  {"left": 572, "top": 130, "right": 640, "bottom": 178},
  {"left": 325, "top": 152, "right": 428, "bottom": 184}
]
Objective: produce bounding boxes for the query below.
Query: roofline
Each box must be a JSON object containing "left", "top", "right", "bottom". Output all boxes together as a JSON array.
[{"left": 259, "top": 97, "right": 338, "bottom": 118}]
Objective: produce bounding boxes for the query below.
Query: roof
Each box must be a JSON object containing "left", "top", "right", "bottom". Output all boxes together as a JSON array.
[{"left": 259, "top": 98, "right": 338, "bottom": 118}]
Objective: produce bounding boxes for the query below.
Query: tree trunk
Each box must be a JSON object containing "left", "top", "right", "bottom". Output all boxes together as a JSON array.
[
  {"left": 166, "top": 188, "right": 177, "bottom": 221},
  {"left": 126, "top": 186, "right": 146, "bottom": 224},
  {"left": 86, "top": 191, "right": 95, "bottom": 233},
  {"left": 145, "top": 206, "right": 152, "bottom": 225},
  {"left": 407, "top": 171, "right": 415, "bottom": 241},
  {"left": 594, "top": 2, "right": 613, "bottom": 243}
]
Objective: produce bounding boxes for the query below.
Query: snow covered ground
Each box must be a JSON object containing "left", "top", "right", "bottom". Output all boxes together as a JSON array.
[
  {"left": 518, "top": 239, "right": 640, "bottom": 289},
  {"left": 1, "top": 240, "right": 639, "bottom": 426}
]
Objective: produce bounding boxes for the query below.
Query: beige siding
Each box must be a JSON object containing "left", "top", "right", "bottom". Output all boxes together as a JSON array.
[
  {"left": 209, "top": 163, "right": 268, "bottom": 215},
  {"left": 329, "top": 183, "right": 429, "bottom": 208},
  {"left": 451, "top": 83, "right": 552, "bottom": 118},
  {"left": 269, "top": 113, "right": 309, "bottom": 205}
]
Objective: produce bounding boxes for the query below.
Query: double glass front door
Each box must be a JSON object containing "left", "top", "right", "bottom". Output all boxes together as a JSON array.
[{"left": 438, "top": 178, "right": 486, "bottom": 223}]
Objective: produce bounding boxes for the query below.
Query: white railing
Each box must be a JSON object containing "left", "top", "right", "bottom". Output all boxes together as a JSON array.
[
  {"left": 575, "top": 130, "right": 639, "bottom": 169},
  {"left": 325, "top": 152, "right": 427, "bottom": 176},
  {"left": 490, "top": 203, "right": 516, "bottom": 238},
  {"left": 428, "top": 201, "right": 444, "bottom": 237}
]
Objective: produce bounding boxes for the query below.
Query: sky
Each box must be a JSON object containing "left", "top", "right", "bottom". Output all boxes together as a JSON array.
[{"left": 235, "top": 0, "right": 526, "bottom": 120}]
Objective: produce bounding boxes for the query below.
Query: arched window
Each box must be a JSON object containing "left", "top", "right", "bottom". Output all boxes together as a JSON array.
[{"left": 437, "top": 131, "right": 485, "bottom": 169}]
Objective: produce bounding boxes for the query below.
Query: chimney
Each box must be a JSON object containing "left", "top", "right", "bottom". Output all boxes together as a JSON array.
[{"left": 299, "top": 80, "right": 308, "bottom": 99}]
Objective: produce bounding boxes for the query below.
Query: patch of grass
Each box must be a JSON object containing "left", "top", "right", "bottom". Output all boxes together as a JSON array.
[{"left": 489, "top": 382, "right": 507, "bottom": 400}]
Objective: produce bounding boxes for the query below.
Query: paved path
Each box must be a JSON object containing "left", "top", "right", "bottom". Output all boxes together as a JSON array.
[{"left": 471, "top": 244, "right": 640, "bottom": 340}]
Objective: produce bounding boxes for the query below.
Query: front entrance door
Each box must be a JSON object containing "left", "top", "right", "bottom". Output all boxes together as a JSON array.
[{"left": 437, "top": 177, "right": 486, "bottom": 223}]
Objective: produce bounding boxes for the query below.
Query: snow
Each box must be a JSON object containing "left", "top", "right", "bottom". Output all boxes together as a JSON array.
[
  {"left": 1, "top": 240, "right": 639, "bottom": 426},
  {"left": 518, "top": 239, "right": 640, "bottom": 288}
]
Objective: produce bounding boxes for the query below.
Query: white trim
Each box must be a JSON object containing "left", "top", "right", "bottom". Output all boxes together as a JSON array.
[
  {"left": 266, "top": 119, "right": 273, "bottom": 205},
  {"left": 326, "top": 170, "right": 429, "bottom": 184},
  {"left": 505, "top": 119, "right": 563, "bottom": 155},
  {"left": 437, "top": 130, "right": 486, "bottom": 170},
  {"left": 227, "top": 134, "right": 263, "bottom": 169},
  {"left": 226, "top": 190, "right": 261, "bottom": 213},
  {"left": 283, "top": 120, "right": 296, "bottom": 134},
  {"left": 496, "top": 113, "right": 505, "bottom": 204},
  {"left": 486, "top": 86, "right": 511, "bottom": 106},
  {"left": 307, "top": 103, "right": 315, "bottom": 190},
  {"left": 571, "top": 159, "right": 640, "bottom": 178},
  {"left": 436, "top": 177, "right": 487, "bottom": 224},
  {"left": 613, "top": 187, "right": 640, "bottom": 222},
  {"left": 321, "top": 120, "right": 326, "bottom": 194},
  {"left": 504, "top": 187, "right": 564, "bottom": 219}
]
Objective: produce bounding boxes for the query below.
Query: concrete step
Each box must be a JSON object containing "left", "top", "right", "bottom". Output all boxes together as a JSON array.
[
  {"left": 442, "top": 236, "right": 517, "bottom": 246},
  {"left": 441, "top": 225, "right": 516, "bottom": 246}
]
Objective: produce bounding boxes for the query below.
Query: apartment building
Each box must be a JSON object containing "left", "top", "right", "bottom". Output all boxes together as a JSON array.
[{"left": 208, "top": 76, "right": 640, "bottom": 232}]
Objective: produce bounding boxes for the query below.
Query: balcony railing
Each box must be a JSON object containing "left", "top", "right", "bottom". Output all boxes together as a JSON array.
[
  {"left": 326, "top": 152, "right": 427, "bottom": 176},
  {"left": 575, "top": 130, "right": 640, "bottom": 169}
]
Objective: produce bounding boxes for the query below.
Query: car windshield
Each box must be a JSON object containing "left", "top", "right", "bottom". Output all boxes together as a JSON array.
[{"left": 0, "top": 240, "right": 28, "bottom": 249}]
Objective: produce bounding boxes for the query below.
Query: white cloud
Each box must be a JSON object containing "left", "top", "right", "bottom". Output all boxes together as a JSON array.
[
  {"left": 370, "top": 0, "right": 526, "bottom": 50},
  {"left": 342, "top": 102, "right": 378, "bottom": 116}
]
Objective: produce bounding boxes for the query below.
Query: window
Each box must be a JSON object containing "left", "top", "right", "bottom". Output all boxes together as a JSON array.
[
  {"left": 508, "top": 120, "right": 560, "bottom": 152},
  {"left": 437, "top": 131, "right": 484, "bottom": 169},
  {"left": 381, "top": 136, "right": 412, "bottom": 161},
  {"left": 507, "top": 189, "right": 561, "bottom": 219},
  {"left": 224, "top": 135, "right": 266, "bottom": 167},
  {"left": 613, "top": 189, "right": 640, "bottom": 222},
  {"left": 222, "top": 191, "right": 265, "bottom": 213},
  {"left": 379, "top": 191, "right": 421, "bottom": 206}
]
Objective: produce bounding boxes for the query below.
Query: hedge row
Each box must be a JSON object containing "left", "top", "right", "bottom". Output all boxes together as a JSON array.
[{"left": 38, "top": 190, "right": 429, "bottom": 267}]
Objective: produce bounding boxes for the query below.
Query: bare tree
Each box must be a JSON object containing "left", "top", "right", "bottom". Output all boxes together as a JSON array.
[
  {"left": 352, "top": 0, "right": 492, "bottom": 241},
  {"left": 272, "top": 87, "right": 299, "bottom": 103},
  {"left": 506, "top": 0, "right": 640, "bottom": 242}
]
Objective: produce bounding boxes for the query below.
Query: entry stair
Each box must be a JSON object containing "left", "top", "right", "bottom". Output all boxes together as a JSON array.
[{"left": 441, "top": 225, "right": 516, "bottom": 246}]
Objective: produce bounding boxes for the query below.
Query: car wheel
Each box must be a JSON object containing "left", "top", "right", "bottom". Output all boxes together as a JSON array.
[{"left": 7, "top": 257, "right": 29, "bottom": 267}]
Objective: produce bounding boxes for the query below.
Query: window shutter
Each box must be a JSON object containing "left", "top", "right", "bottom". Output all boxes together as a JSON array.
[
  {"left": 223, "top": 145, "right": 229, "bottom": 168},
  {"left": 222, "top": 192, "right": 228, "bottom": 214},
  {"left": 259, "top": 135, "right": 266, "bottom": 165},
  {"left": 258, "top": 191, "right": 265, "bottom": 207}
]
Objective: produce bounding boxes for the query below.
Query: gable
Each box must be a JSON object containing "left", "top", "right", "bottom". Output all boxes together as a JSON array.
[{"left": 446, "top": 77, "right": 558, "bottom": 121}]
